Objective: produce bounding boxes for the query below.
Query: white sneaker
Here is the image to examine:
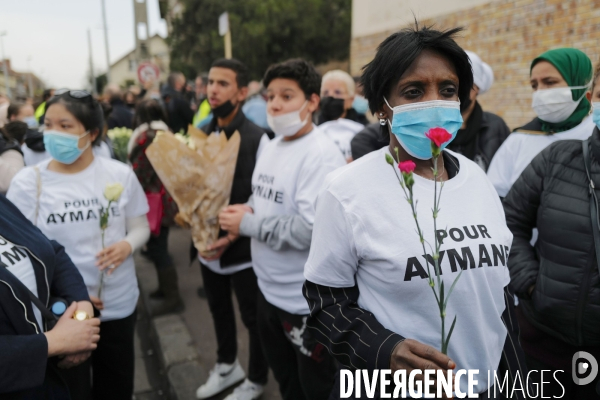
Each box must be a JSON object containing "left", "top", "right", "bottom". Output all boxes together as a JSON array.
[
  {"left": 196, "top": 360, "right": 246, "bottom": 399},
  {"left": 224, "top": 379, "right": 265, "bottom": 400}
]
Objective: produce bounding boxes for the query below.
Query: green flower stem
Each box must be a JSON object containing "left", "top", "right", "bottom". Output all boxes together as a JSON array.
[
  {"left": 97, "top": 200, "right": 112, "bottom": 299},
  {"left": 432, "top": 154, "right": 445, "bottom": 351},
  {"left": 390, "top": 153, "right": 438, "bottom": 302},
  {"left": 387, "top": 148, "right": 464, "bottom": 355}
]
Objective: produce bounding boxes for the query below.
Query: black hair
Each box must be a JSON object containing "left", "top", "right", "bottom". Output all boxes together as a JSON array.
[
  {"left": 46, "top": 92, "right": 105, "bottom": 146},
  {"left": 262, "top": 58, "right": 321, "bottom": 99},
  {"left": 167, "top": 72, "right": 184, "bottom": 88},
  {"left": 361, "top": 25, "right": 473, "bottom": 115},
  {"left": 3, "top": 120, "right": 27, "bottom": 144},
  {"left": 133, "top": 99, "right": 168, "bottom": 128},
  {"left": 42, "top": 89, "right": 53, "bottom": 101},
  {"left": 7, "top": 102, "right": 26, "bottom": 120},
  {"left": 211, "top": 58, "right": 250, "bottom": 88}
]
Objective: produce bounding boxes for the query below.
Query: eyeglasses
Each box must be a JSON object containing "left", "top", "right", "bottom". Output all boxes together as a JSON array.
[
  {"left": 68, "top": 90, "right": 92, "bottom": 99},
  {"left": 54, "top": 88, "right": 91, "bottom": 98},
  {"left": 54, "top": 89, "right": 94, "bottom": 104}
]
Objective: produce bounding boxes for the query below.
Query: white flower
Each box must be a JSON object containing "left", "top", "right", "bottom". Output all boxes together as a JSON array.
[{"left": 104, "top": 183, "right": 124, "bottom": 202}]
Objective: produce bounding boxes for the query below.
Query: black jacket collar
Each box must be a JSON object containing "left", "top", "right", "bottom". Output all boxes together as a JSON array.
[
  {"left": 206, "top": 108, "right": 247, "bottom": 139},
  {"left": 515, "top": 117, "right": 543, "bottom": 133}
]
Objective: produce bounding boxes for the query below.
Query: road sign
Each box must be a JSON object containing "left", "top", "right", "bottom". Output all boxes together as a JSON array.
[{"left": 137, "top": 62, "right": 160, "bottom": 84}]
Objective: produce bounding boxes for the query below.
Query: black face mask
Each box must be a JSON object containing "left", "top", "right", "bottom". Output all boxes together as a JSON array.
[
  {"left": 320, "top": 97, "right": 345, "bottom": 122},
  {"left": 212, "top": 100, "right": 236, "bottom": 118}
]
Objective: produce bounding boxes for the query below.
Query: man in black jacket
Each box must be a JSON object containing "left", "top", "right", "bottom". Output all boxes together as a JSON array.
[
  {"left": 447, "top": 51, "right": 510, "bottom": 171},
  {"left": 163, "top": 72, "right": 194, "bottom": 134},
  {"left": 104, "top": 84, "right": 134, "bottom": 129},
  {"left": 194, "top": 58, "right": 270, "bottom": 400}
]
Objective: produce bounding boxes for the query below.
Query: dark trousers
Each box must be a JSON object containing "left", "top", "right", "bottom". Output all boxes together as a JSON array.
[
  {"left": 526, "top": 354, "right": 600, "bottom": 399},
  {"left": 200, "top": 264, "right": 269, "bottom": 385},
  {"left": 256, "top": 290, "right": 337, "bottom": 400},
  {"left": 60, "top": 311, "right": 137, "bottom": 400},
  {"left": 146, "top": 226, "right": 172, "bottom": 270}
]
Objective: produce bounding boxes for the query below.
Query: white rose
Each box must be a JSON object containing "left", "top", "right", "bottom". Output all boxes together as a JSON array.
[{"left": 104, "top": 183, "right": 124, "bottom": 202}]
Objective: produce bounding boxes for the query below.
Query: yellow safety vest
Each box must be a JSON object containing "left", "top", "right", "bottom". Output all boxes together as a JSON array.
[{"left": 193, "top": 99, "right": 212, "bottom": 127}]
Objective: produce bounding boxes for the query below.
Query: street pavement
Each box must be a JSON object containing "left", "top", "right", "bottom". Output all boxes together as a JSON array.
[
  {"left": 133, "top": 307, "right": 169, "bottom": 400},
  {"left": 134, "top": 227, "right": 281, "bottom": 400}
]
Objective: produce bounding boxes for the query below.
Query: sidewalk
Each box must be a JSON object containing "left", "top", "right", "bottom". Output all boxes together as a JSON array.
[{"left": 135, "top": 227, "right": 280, "bottom": 400}]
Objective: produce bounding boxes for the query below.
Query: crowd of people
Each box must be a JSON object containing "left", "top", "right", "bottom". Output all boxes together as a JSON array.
[{"left": 0, "top": 22, "right": 599, "bottom": 400}]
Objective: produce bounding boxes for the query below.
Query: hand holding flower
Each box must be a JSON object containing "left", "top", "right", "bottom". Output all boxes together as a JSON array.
[
  {"left": 390, "top": 339, "right": 456, "bottom": 398},
  {"left": 98, "top": 183, "right": 125, "bottom": 297},
  {"left": 96, "top": 241, "right": 132, "bottom": 275}
]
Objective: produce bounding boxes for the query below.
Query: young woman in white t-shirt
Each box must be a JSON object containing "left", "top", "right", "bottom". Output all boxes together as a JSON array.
[
  {"left": 302, "top": 26, "right": 528, "bottom": 399},
  {"left": 7, "top": 91, "right": 150, "bottom": 400}
]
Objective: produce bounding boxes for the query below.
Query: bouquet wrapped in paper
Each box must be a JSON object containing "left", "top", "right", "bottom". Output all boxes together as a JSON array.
[{"left": 145, "top": 126, "right": 241, "bottom": 258}]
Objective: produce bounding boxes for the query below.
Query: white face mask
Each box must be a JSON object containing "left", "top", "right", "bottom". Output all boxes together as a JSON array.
[
  {"left": 267, "top": 101, "right": 309, "bottom": 137},
  {"left": 531, "top": 85, "right": 589, "bottom": 123}
]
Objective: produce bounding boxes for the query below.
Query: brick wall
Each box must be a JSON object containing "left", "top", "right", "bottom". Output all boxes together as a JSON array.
[{"left": 350, "top": 0, "right": 600, "bottom": 129}]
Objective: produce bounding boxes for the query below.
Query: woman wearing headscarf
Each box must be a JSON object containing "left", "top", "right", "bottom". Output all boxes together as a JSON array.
[
  {"left": 447, "top": 51, "right": 510, "bottom": 171},
  {"left": 502, "top": 60, "right": 600, "bottom": 399},
  {"left": 488, "top": 48, "right": 595, "bottom": 197},
  {"left": 303, "top": 25, "right": 527, "bottom": 399}
]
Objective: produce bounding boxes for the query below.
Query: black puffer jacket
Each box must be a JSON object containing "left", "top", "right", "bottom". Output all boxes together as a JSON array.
[
  {"left": 504, "top": 127, "right": 600, "bottom": 346},
  {"left": 350, "top": 123, "right": 389, "bottom": 160}
]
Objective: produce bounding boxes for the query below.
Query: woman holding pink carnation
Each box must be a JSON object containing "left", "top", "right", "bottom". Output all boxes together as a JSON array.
[{"left": 303, "top": 25, "right": 527, "bottom": 399}]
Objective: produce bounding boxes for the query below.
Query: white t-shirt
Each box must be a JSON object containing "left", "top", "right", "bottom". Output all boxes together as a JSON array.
[
  {"left": 0, "top": 235, "right": 42, "bottom": 329},
  {"left": 22, "top": 141, "right": 113, "bottom": 166},
  {"left": 251, "top": 126, "right": 345, "bottom": 314},
  {"left": 318, "top": 118, "right": 364, "bottom": 160},
  {"left": 7, "top": 157, "right": 149, "bottom": 321},
  {"left": 304, "top": 148, "right": 513, "bottom": 394},
  {"left": 487, "top": 115, "right": 594, "bottom": 197},
  {"left": 198, "top": 133, "right": 270, "bottom": 275}
]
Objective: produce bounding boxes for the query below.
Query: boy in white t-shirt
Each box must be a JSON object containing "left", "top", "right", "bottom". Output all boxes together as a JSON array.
[{"left": 218, "top": 59, "right": 345, "bottom": 400}]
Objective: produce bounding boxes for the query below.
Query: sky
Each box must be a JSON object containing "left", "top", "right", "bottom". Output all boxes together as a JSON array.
[{"left": 0, "top": 0, "right": 168, "bottom": 89}]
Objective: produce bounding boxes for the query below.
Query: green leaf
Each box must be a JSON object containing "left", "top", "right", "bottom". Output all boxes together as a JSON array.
[
  {"left": 444, "top": 315, "right": 458, "bottom": 353},
  {"left": 439, "top": 280, "right": 445, "bottom": 310},
  {"left": 443, "top": 269, "right": 464, "bottom": 311}
]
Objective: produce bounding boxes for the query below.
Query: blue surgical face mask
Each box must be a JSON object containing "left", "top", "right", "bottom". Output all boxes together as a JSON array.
[
  {"left": 23, "top": 116, "right": 39, "bottom": 129},
  {"left": 352, "top": 95, "right": 369, "bottom": 115},
  {"left": 43, "top": 130, "right": 90, "bottom": 164},
  {"left": 593, "top": 102, "right": 600, "bottom": 129},
  {"left": 384, "top": 98, "right": 463, "bottom": 160}
]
